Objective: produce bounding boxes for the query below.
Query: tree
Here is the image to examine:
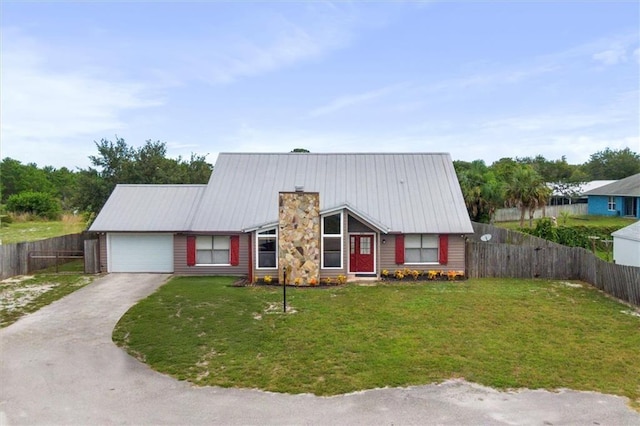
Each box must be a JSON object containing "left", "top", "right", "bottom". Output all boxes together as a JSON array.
[
  {"left": 490, "top": 157, "right": 519, "bottom": 183},
  {"left": 583, "top": 148, "right": 640, "bottom": 180},
  {"left": 0, "top": 158, "right": 55, "bottom": 203},
  {"left": 516, "top": 155, "right": 576, "bottom": 183},
  {"left": 454, "top": 160, "right": 504, "bottom": 223},
  {"left": 504, "top": 165, "right": 550, "bottom": 227},
  {"left": 74, "top": 137, "right": 213, "bottom": 214},
  {"left": 6, "top": 191, "right": 62, "bottom": 220},
  {"left": 291, "top": 148, "right": 310, "bottom": 153},
  {"left": 43, "top": 166, "right": 78, "bottom": 211}
]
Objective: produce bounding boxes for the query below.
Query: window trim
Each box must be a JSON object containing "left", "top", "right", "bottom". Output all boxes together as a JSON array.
[
  {"left": 195, "top": 235, "right": 231, "bottom": 266},
  {"left": 256, "top": 227, "right": 278, "bottom": 270},
  {"left": 321, "top": 211, "right": 343, "bottom": 269},
  {"left": 608, "top": 196, "right": 616, "bottom": 211},
  {"left": 404, "top": 234, "right": 440, "bottom": 265}
]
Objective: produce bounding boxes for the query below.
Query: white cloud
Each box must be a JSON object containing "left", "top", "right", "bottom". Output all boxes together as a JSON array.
[
  {"left": 185, "top": 9, "right": 357, "bottom": 85},
  {"left": 592, "top": 45, "right": 627, "bottom": 65},
  {"left": 0, "top": 34, "right": 162, "bottom": 167},
  {"left": 308, "top": 83, "right": 408, "bottom": 118}
]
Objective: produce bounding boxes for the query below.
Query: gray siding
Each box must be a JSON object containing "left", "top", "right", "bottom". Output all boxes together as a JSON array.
[
  {"left": 379, "top": 234, "right": 466, "bottom": 272},
  {"left": 174, "top": 233, "right": 249, "bottom": 276}
]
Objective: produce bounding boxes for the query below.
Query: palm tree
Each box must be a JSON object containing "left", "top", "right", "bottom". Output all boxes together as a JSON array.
[
  {"left": 505, "top": 165, "right": 550, "bottom": 227},
  {"left": 455, "top": 160, "right": 504, "bottom": 223}
]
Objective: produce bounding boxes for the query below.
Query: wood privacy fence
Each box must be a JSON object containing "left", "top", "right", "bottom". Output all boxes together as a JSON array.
[
  {"left": 493, "top": 204, "right": 587, "bottom": 223},
  {"left": 467, "top": 222, "right": 640, "bottom": 307},
  {"left": 0, "top": 234, "right": 96, "bottom": 280}
]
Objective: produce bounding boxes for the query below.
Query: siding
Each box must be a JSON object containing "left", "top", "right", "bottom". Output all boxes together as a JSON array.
[
  {"left": 174, "top": 233, "right": 249, "bottom": 276},
  {"left": 613, "top": 237, "right": 640, "bottom": 267},
  {"left": 379, "top": 234, "right": 466, "bottom": 272},
  {"left": 99, "top": 234, "right": 107, "bottom": 273},
  {"left": 588, "top": 195, "right": 620, "bottom": 216}
]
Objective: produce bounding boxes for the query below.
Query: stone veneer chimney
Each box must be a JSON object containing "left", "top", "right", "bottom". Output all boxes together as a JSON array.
[{"left": 278, "top": 192, "right": 320, "bottom": 285}]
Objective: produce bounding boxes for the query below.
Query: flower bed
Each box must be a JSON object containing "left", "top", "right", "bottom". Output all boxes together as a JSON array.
[{"left": 381, "top": 268, "right": 465, "bottom": 282}]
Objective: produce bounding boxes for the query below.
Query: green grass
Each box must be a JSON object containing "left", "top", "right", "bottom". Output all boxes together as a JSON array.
[
  {"left": 113, "top": 277, "right": 640, "bottom": 407},
  {"left": 0, "top": 273, "right": 94, "bottom": 327},
  {"left": 0, "top": 215, "right": 86, "bottom": 244},
  {"left": 497, "top": 215, "right": 636, "bottom": 230}
]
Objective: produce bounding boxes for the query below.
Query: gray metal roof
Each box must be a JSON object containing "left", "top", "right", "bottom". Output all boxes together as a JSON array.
[
  {"left": 89, "top": 184, "right": 207, "bottom": 232},
  {"left": 612, "top": 220, "right": 640, "bottom": 242},
  {"left": 583, "top": 173, "right": 640, "bottom": 196},
  {"left": 190, "top": 153, "right": 473, "bottom": 234}
]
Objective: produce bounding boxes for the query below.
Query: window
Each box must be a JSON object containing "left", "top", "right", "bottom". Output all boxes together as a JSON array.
[
  {"left": 608, "top": 196, "right": 616, "bottom": 211},
  {"left": 196, "top": 236, "right": 230, "bottom": 265},
  {"left": 257, "top": 228, "right": 277, "bottom": 269},
  {"left": 405, "top": 234, "right": 438, "bottom": 263},
  {"left": 322, "top": 212, "right": 342, "bottom": 268}
]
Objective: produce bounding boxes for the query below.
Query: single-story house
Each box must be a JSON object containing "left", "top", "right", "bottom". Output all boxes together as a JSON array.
[
  {"left": 88, "top": 153, "right": 474, "bottom": 284},
  {"left": 582, "top": 173, "right": 640, "bottom": 219},
  {"left": 547, "top": 180, "right": 615, "bottom": 206},
  {"left": 611, "top": 221, "right": 640, "bottom": 267}
]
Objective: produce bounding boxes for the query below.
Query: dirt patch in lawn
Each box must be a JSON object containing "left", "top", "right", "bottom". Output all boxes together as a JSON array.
[{"left": 1, "top": 274, "right": 93, "bottom": 327}]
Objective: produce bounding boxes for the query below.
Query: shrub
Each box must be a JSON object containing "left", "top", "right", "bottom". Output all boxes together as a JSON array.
[
  {"left": 336, "top": 275, "right": 347, "bottom": 285},
  {"left": 6, "top": 191, "right": 61, "bottom": 220}
]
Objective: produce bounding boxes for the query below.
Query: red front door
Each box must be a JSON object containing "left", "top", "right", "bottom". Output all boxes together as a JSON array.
[{"left": 349, "top": 235, "right": 374, "bottom": 273}]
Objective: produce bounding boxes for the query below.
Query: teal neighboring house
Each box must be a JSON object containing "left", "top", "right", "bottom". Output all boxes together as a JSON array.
[{"left": 583, "top": 173, "right": 640, "bottom": 218}]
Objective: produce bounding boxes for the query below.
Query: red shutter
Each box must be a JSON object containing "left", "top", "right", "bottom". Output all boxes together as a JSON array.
[
  {"left": 395, "top": 234, "right": 405, "bottom": 264},
  {"left": 186, "top": 236, "right": 196, "bottom": 266},
  {"left": 230, "top": 235, "right": 240, "bottom": 266},
  {"left": 439, "top": 234, "right": 448, "bottom": 265}
]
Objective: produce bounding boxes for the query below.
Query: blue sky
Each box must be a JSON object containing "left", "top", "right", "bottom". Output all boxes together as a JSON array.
[{"left": 2, "top": 1, "right": 638, "bottom": 170}]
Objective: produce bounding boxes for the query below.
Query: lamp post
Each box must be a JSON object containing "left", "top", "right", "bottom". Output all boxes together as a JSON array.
[{"left": 282, "top": 267, "right": 287, "bottom": 313}]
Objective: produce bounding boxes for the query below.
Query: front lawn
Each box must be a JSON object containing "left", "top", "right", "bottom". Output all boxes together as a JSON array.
[{"left": 113, "top": 277, "right": 640, "bottom": 407}]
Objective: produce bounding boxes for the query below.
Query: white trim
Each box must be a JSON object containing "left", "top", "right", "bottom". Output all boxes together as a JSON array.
[
  {"left": 256, "top": 226, "right": 279, "bottom": 270},
  {"left": 321, "top": 211, "right": 343, "bottom": 269}
]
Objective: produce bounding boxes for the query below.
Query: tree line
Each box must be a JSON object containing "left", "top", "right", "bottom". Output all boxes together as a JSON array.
[
  {"left": 1, "top": 138, "right": 213, "bottom": 220},
  {"left": 1, "top": 138, "right": 638, "bottom": 225},
  {"left": 454, "top": 147, "right": 640, "bottom": 225}
]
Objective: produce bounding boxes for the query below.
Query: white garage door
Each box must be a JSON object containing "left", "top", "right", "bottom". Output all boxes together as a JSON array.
[{"left": 108, "top": 233, "right": 174, "bottom": 273}]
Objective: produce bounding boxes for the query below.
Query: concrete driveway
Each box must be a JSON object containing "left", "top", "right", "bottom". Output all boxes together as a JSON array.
[{"left": 1, "top": 273, "right": 639, "bottom": 425}]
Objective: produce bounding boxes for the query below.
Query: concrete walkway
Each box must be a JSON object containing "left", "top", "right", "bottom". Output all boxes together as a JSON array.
[{"left": 1, "top": 273, "right": 638, "bottom": 425}]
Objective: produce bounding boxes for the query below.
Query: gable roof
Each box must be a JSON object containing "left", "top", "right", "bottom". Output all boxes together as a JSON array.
[
  {"left": 89, "top": 184, "right": 207, "bottom": 232},
  {"left": 189, "top": 153, "right": 473, "bottom": 234},
  {"left": 612, "top": 221, "right": 640, "bottom": 243},
  {"left": 583, "top": 173, "right": 640, "bottom": 197}
]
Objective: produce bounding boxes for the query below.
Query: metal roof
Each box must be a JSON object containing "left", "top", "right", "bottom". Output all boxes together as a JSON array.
[
  {"left": 89, "top": 185, "right": 207, "bottom": 232},
  {"left": 189, "top": 153, "right": 473, "bottom": 234},
  {"left": 612, "top": 221, "right": 640, "bottom": 243},
  {"left": 583, "top": 173, "right": 640, "bottom": 196}
]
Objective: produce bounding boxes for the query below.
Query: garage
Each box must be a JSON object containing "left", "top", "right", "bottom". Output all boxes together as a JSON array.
[{"left": 108, "top": 233, "right": 174, "bottom": 273}]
